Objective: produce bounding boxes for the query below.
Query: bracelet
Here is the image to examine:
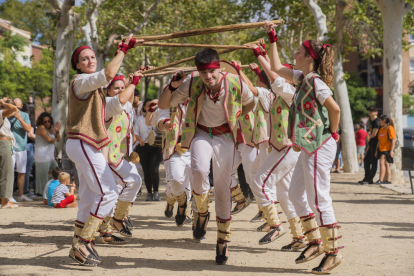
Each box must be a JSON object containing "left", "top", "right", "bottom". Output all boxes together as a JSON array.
[
  {"left": 131, "top": 76, "right": 140, "bottom": 86},
  {"left": 267, "top": 29, "right": 279, "bottom": 44},
  {"left": 252, "top": 47, "right": 262, "bottom": 58}
]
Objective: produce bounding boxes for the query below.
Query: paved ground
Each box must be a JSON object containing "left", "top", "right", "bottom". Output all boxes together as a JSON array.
[{"left": 0, "top": 169, "right": 413, "bottom": 276}]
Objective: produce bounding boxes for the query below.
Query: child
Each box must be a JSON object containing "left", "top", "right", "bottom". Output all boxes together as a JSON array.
[
  {"left": 43, "top": 167, "right": 62, "bottom": 206},
  {"left": 51, "top": 172, "right": 77, "bottom": 208}
]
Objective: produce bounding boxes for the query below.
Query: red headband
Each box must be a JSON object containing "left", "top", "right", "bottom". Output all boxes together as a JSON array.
[
  {"left": 282, "top": 63, "right": 292, "bottom": 70},
  {"left": 196, "top": 61, "right": 220, "bottom": 71},
  {"left": 108, "top": 75, "right": 125, "bottom": 88},
  {"left": 72, "top": 46, "right": 92, "bottom": 70},
  {"left": 302, "top": 40, "right": 334, "bottom": 62}
]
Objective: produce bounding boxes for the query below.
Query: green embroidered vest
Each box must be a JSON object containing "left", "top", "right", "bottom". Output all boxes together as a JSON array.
[
  {"left": 269, "top": 95, "right": 292, "bottom": 151},
  {"left": 102, "top": 111, "right": 130, "bottom": 167},
  {"left": 181, "top": 72, "right": 243, "bottom": 149},
  {"left": 162, "top": 105, "right": 184, "bottom": 161},
  {"left": 287, "top": 72, "right": 331, "bottom": 155},
  {"left": 252, "top": 101, "right": 269, "bottom": 146},
  {"left": 238, "top": 111, "right": 255, "bottom": 147}
]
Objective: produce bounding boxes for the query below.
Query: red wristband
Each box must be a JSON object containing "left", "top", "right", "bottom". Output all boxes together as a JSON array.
[
  {"left": 148, "top": 103, "right": 156, "bottom": 113},
  {"left": 252, "top": 47, "right": 262, "bottom": 58},
  {"left": 260, "top": 43, "right": 267, "bottom": 56},
  {"left": 252, "top": 67, "right": 266, "bottom": 84},
  {"left": 252, "top": 67, "right": 261, "bottom": 76},
  {"left": 114, "top": 43, "right": 131, "bottom": 56},
  {"left": 128, "top": 38, "right": 136, "bottom": 49},
  {"left": 267, "top": 29, "right": 278, "bottom": 44},
  {"left": 230, "top": 62, "right": 241, "bottom": 72},
  {"left": 331, "top": 131, "right": 339, "bottom": 141},
  {"left": 163, "top": 119, "right": 171, "bottom": 125},
  {"left": 131, "top": 76, "right": 140, "bottom": 86}
]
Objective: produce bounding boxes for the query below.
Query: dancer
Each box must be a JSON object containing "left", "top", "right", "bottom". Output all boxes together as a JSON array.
[
  {"left": 98, "top": 73, "right": 143, "bottom": 244},
  {"left": 158, "top": 48, "right": 255, "bottom": 265},
  {"left": 265, "top": 21, "right": 343, "bottom": 274},
  {"left": 66, "top": 36, "right": 141, "bottom": 266}
]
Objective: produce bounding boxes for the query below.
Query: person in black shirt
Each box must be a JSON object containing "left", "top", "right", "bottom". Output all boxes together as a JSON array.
[{"left": 359, "top": 106, "right": 380, "bottom": 184}]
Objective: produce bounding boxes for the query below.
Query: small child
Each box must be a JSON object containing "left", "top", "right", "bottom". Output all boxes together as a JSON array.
[
  {"left": 51, "top": 172, "right": 78, "bottom": 208},
  {"left": 43, "top": 167, "right": 63, "bottom": 206}
]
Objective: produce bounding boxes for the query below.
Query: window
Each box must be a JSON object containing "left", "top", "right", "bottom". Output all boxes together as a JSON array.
[
  {"left": 410, "top": 34, "right": 414, "bottom": 44},
  {"left": 411, "top": 59, "right": 414, "bottom": 72}
]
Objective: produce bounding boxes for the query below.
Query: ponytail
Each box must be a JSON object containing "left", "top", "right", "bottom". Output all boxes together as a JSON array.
[
  {"left": 388, "top": 118, "right": 394, "bottom": 128},
  {"left": 303, "top": 40, "right": 334, "bottom": 88}
]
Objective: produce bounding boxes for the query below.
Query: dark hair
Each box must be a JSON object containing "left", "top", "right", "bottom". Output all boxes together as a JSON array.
[
  {"left": 367, "top": 106, "right": 378, "bottom": 112},
  {"left": 380, "top": 115, "right": 394, "bottom": 127},
  {"left": 142, "top": 98, "right": 152, "bottom": 113},
  {"left": 107, "top": 74, "right": 123, "bottom": 90},
  {"left": 71, "top": 46, "right": 92, "bottom": 73},
  {"left": 304, "top": 40, "right": 334, "bottom": 88},
  {"left": 358, "top": 122, "right": 363, "bottom": 128},
  {"left": 260, "top": 70, "right": 272, "bottom": 90},
  {"left": 22, "top": 103, "right": 35, "bottom": 125},
  {"left": 134, "top": 88, "right": 140, "bottom": 97},
  {"left": 194, "top": 48, "right": 220, "bottom": 66},
  {"left": 51, "top": 167, "right": 63, "bottom": 180},
  {"left": 36, "top": 112, "right": 54, "bottom": 129}
]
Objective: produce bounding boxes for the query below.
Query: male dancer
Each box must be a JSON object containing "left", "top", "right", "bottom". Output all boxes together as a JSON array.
[{"left": 158, "top": 48, "right": 255, "bottom": 265}]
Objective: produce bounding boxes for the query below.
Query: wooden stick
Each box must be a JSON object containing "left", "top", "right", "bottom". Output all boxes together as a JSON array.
[
  {"left": 143, "top": 65, "right": 250, "bottom": 77},
  {"left": 115, "top": 41, "right": 260, "bottom": 49},
  {"left": 123, "top": 19, "right": 284, "bottom": 41}
]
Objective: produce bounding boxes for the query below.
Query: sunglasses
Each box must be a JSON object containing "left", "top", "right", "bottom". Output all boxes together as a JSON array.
[{"left": 43, "top": 120, "right": 51, "bottom": 124}]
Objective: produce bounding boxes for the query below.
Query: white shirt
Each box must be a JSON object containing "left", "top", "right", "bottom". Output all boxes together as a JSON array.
[
  {"left": 293, "top": 70, "right": 332, "bottom": 105},
  {"left": 256, "top": 87, "right": 273, "bottom": 113},
  {"left": 0, "top": 110, "right": 17, "bottom": 147},
  {"left": 170, "top": 74, "right": 255, "bottom": 127},
  {"left": 157, "top": 104, "right": 189, "bottom": 135},
  {"left": 271, "top": 77, "right": 296, "bottom": 106},
  {"left": 72, "top": 69, "right": 124, "bottom": 121},
  {"left": 134, "top": 113, "right": 157, "bottom": 143}
]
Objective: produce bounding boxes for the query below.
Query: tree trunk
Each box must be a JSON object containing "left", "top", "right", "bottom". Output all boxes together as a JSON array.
[
  {"left": 303, "top": 0, "right": 329, "bottom": 41},
  {"left": 374, "top": 0, "right": 410, "bottom": 184},
  {"left": 333, "top": 1, "right": 359, "bottom": 173},
  {"left": 48, "top": 0, "right": 79, "bottom": 158},
  {"left": 82, "top": 0, "right": 104, "bottom": 70}
]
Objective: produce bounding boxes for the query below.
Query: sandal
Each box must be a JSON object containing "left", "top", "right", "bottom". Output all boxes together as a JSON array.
[
  {"left": 258, "top": 226, "right": 286, "bottom": 245},
  {"left": 69, "top": 247, "right": 97, "bottom": 266},
  {"left": 231, "top": 199, "right": 250, "bottom": 215},
  {"left": 256, "top": 222, "right": 271, "bottom": 232},
  {"left": 250, "top": 211, "right": 265, "bottom": 222},
  {"left": 175, "top": 202, "right": 187, "bottom": 227},
  {"left": 124, "top": 216, "right": 134, "bottom": 229},
  {"left": 1, "top": 202, "right": 18, "bottom": 209},
  {"left": 312, "top": 253, "right": 344, "bottom": 274},
  {"left": 110, "top": 218, "right": 132, "bottom": 237},
  {"left": 216, "top": 242, "right": 228, "bottom": 265},
  {"left": 165, "top": 202, "right": 174, "bottom": 218},
  {"left": 295, "top": 243, "right": 324, "bottom": 264},
  {"left": 193, "top": 212, "right": 210, "bottom": 241},
  {"left": 72, "top": 240, "right": 101, "bottom": 263},
  {"left": 97, "top": 233, "right": 126, "bottom": 244},
  {"left": 281, "top": 238, "right": 308, "bottom": 251}
]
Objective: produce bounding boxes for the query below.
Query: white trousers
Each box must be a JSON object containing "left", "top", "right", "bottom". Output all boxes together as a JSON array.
[
  {"left": 252, "top": 147, "right": 300, "bottom": 220},
  {"left": 190, "top": 128, "right": 235, "bottom": 220},
  {"left": 230, "top": 143, "right": 257, "bottom": 188},
  {"left": 165, "top": 151, "right": 192, "bottom": 201},
  {"left": 110, "top": 160, "right": 142, "bottom": 202},
  {"left": 289, "top": 137, "right": 337, "bottom": 225},
  {"left": 66, "top": 139, "right": 118, "bottom": 223}
]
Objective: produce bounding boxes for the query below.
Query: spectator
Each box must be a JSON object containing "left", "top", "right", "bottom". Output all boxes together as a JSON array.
[
  {"left": 9, "top": 98, "right": 32, "bottom": 202},
  {"left": 43, "top": 167, "right": 63, "bottom": 206},
  {"left": 21, "top": 102, "right": 36, "bottom": 196},
  {"left": 333, "top": 125, "right": 342, "bottom": 173},
  {"left": 34, "top": 112, "right": 60, "bottom": 195},
  {"left": 358, "top": 106, "right": 380, "bottom": 184},
  {"left": 133, "top": 89, "right": 144, "bottom": 196},
  {"left": 0, "top": 99, "right": 19, "bottom": 208},
  {"left": 375, "top": 115, "right": 396, "bottom": 184},
  {"left": 355, "top": 123, "right": 368, "bottom": 167},
  {"left": 51, "top": 172, "right": 77, "bottom": 208},
  {"left": 134, "top": 99, "right": 163, "bottom": 201}
]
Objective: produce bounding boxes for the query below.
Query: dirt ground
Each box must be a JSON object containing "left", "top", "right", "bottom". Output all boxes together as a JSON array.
[{"left": 0, "top": 168, "right": 413, "bottom": 276}]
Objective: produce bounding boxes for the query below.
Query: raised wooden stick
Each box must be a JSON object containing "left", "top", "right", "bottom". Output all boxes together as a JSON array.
[
  {"left": 123, "top": 19, "right": 283, "bottom": 41},
  {"left": 143, "top": 65, "right": 250, "bottom": 77},
  {"left": 115, "top": 41, "right": 260, "bottom": 49}
]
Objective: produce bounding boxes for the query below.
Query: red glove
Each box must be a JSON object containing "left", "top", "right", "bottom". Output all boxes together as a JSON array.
[
  {"left": 267, "top": 29, "right": 279, "bottom": 44},
  {"left": 252, "top": 47, "right": 262, "bottom": 58},
  {"left": 131, "top": 76, "right": 140, "bottom": 86},
  {"left": 168, "top": 74, "right": 182, "bottom": 92}
]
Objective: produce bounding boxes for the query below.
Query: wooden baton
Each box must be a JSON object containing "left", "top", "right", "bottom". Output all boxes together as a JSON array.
[
  {"left": 142, "top": 65, "right": 250, "bottom": 77},
  {"left": 114, "top": 41, "right": 260, "bottom": 49}
]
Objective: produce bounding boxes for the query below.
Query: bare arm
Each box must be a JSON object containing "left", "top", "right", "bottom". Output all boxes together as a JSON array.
[
  {"left": 0, "top": 100, "right": 18, "bottom": 118},
  {"left": 119, "top": 71, "right": 143, "bottom": 106},
  {"left": 145, "top": 110, "right": 154, "bottom": 127},
  {"left": 14, "top": 112, "right": 31, "bottom": 132},
  {"left": 239, "top": 70, "right": 258, "bottom": 96},
  {"left": 158, "top": 71, "right": 186, "bottom": 109},
  {"left": 323, "top": 96, "right": 340, "bottom": 133},
  {"left": 36, "top": 125, "right": 56, "bottom": 143}
]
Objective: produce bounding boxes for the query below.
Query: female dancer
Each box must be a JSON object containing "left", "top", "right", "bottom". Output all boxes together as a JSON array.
[
  {"left": 66, "top": 36, "right": 141, "bottom": 266},
  {"left": 265, "top": 21, "right": 343, "bottom": 274}
]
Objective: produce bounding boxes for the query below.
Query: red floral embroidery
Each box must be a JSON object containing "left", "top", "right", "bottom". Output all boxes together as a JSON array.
[
  {"left": 304, "top": 102, "right": 312, "bottom": 111},
  {"left": 236, "top": 110, "right": 241, "bottom": 118},
  {"left": 173, "top": 123, "right": 177, "bottom": 129},
  {"left": 277, "top": 107, "right": 282, "bottom": 113},
  {"left": 116, "top": 126, "right": 122, "bottom": 133},
  {"left": 245, "top": 114, "right": 250, "bottom": 120},
  {"left": 256, "top": 110, "right": 260, "bottom": 116}
]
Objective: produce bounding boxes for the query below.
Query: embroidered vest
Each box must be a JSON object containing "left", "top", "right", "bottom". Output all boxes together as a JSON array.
[
  {"left": 237, "top": 111, "right": 255, "bottom": 147},
  {"left": 181, "top": 72, "right": 243, "bottom": 149},
  {"left": 252, "top": 101, "right": 269, "bottom": 146},
  {"left": 101, "top": 111, "right": 131, "bottom": 167},
  {"left": 67, "top": 74, "right": 109, "bottom": 149},
  {"left": 162, "top": 105, "right": 184, "bottom": 161},
  {"left": 287, "top": 72, "right": 331, "bottom": 155},
  {"left": 269, "top": 95, "right": 292, "bottom": 151}
]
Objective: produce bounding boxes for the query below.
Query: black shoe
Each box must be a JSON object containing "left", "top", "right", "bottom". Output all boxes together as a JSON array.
[
  {"left": 165, "top": 203, "right": 174, "bottom": 218},
  {"left": 110, "top": 218, "right": 133, "bottom": 237},
  {"left": 250, "top": 211, "right": 265, "bottom": 222},
  {"left": 193, "top": 212, "right": 210, "bottom": 240},
  {"left": 383, "top": 181, "right": 392, "bottom": 184},
  {"left": 358, "top": 181, "right": 370, "bottom": 185},
  {"left": 124, "top": 216, "right": 133, "bottom": 229},
  {"left": 216, "top": 242, "right": 228, "bottom": 265},
  {"left": 146, "top": 193, "right": 153, "bottom": 201},
  {"left": 295, "top": 244, "right": 324, "bottom": 264},
  {"left": 375, "top": 180, "right": 383, "bottom": 184},
  {"left": 175, "top": 202, "right": 187, "bottom": 227},
  {"left": 153, "top": 192, "right": 160, "bottom": 201}
]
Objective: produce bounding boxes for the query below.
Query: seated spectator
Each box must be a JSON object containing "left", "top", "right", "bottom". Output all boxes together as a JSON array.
[
  {"left": 43, "top": 167, "right": 63, "bottom": 206},
  {"left": 34, "top": 112, "right": 60, "bottom": 195},
  {"left": 355, "top": 123, "right": 368, "bottom": 167},
  {"left": 51, "top": 172, "right": 77, "bottom": 208},
  {"left": 375, "top": 115, "right": 396, "bottom": 184}
]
